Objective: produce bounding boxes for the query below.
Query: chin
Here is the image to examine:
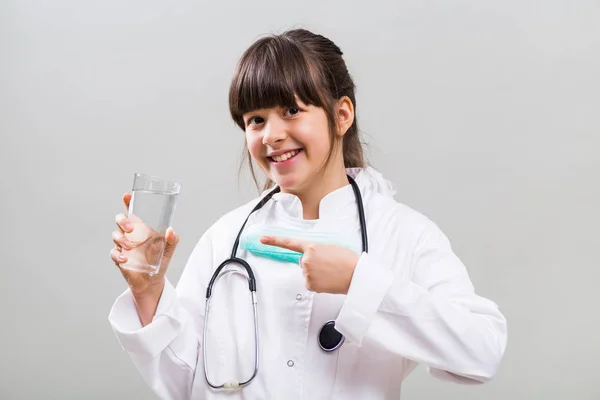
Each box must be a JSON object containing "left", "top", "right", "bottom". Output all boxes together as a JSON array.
[{"left": 271, "top": 173, "right": 305, "bottom": 193}]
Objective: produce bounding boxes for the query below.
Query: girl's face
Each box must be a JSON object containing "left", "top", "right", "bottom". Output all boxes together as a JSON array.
[{"left": 243, "top": 98, "right": 334, "bottom": 194}]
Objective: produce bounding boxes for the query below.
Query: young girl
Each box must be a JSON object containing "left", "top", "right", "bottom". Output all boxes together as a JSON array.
[{"left": 109, "top": 29, "right": 507, "bottom": 399}]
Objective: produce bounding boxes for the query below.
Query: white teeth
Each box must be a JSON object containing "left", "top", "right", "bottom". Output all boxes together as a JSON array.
[{"left": 271, "top": 150, "right": 299, "bottom": 162}]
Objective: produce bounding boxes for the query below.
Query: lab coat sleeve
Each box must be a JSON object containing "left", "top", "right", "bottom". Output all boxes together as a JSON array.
[
  {"left": 334, "top": 219, "right": 507, "bottom": 384},
  {"left": 108, "top": 227, "right": 216, "bottom": 400}
]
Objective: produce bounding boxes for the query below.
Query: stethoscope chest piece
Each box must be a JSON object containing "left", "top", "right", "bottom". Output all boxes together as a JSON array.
[{"left": 318, "top": 320, "right": 345, "bottom": 352}]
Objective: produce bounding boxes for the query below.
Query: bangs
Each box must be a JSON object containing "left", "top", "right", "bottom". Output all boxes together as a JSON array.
[{"left": 229, "top": 36, "right": 327, "bottom": 129}]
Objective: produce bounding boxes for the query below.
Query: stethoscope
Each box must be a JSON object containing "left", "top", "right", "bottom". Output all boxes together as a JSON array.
[{"left": 203, "top": 175, "right": 368, "bottom": 390}]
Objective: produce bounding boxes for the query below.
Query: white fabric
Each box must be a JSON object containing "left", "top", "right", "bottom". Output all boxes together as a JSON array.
[{"left": 108, "top": 166, "right": 507, "bottom": 400}]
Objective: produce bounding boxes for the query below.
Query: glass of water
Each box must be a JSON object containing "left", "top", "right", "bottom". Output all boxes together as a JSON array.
[{"left": 120, "top": 173, "right": 181, "bottom": 275}]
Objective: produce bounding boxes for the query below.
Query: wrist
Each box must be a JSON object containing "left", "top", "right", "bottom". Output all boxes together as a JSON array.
[
  {"left": 130, "top": 276, "right": 165, "bottom": 297},
  {"left": 131, "top": 279, "right": 165, "bottom": 326},
  {"left": 132, "top": 278, "right": 164, "bottom": 301}
]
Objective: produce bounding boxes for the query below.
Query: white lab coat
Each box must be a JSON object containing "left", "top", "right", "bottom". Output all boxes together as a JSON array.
[{"left": 108, "top": 167, "right": 507, "bottom": 400}]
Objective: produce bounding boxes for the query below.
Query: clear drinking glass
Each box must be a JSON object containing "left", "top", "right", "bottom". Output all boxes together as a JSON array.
[{"left": 120, "top": 173, "right": 181, "bottom": 275}]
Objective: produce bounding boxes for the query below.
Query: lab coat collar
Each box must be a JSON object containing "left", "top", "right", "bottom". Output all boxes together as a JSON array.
[{"left": 266, "top": 166, "right": 396, "bottom": 221}]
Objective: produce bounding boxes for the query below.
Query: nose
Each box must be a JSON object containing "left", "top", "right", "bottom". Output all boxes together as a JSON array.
[{"left": 261, "top": 118, "right": 287, "bottom": 146}]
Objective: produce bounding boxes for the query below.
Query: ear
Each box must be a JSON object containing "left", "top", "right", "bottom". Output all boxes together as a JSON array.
[{"left": 335, "top": 96, "right": 355, "bottom": 137}]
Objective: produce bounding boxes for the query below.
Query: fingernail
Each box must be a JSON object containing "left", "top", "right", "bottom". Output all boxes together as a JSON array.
[
  {"left": 124, "top": 222, "right": 133, "bottom": 231},
  {"left": 119, "top": 255, "right": 126, "bottom": 262},
  {"left": 122, "top": 241, "right": 132, "bottom": 250}
]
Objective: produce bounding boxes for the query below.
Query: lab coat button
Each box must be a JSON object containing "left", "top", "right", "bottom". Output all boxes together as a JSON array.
[
  {"left": 287, "top": 360, "right": 295, "bottom": 367},
  {"left": 296, "top": 294, "right": 302, "bottom": 300}
]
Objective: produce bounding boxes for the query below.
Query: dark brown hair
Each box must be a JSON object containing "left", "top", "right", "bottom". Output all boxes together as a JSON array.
[{"left": 229, "top": 28, "right": 365, "bottom": 190}]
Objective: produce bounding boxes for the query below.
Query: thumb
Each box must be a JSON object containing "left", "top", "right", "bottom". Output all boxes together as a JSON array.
[{"left": 123, "top": 193, "right": 132, "bottom": 210}]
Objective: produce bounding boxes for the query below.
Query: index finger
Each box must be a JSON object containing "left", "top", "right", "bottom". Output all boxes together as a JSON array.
[{"left": 260, "top": 236, "right": 306, "bottom": 253}]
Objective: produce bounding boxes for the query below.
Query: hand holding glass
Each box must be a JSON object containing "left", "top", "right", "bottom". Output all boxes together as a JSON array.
[{"left": 119, "top": 173, "right": 181, "bottom": 275}]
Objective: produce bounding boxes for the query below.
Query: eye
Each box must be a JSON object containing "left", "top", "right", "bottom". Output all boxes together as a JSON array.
[
  {"left": 284, "top": 108, "right": 300, "bottom": 116},
  {"left": 246, "top": 116, "right": 265, "bottom": 126}
]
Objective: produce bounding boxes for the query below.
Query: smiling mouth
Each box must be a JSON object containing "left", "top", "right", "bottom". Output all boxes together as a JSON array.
[{"left": 268, "top": 149, "right": 302, "bottom": 163}]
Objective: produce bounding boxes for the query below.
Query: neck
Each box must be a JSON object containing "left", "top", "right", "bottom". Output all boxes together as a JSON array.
[{"left": 297, "top": 164, "right": 349, "bottom": 220}]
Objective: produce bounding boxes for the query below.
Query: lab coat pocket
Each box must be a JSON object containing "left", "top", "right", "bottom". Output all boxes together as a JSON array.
[
  {"left": 332, "top": 341, "right": 394, "bottom": 399},
  {"left": 331, "top": 342, "right": 359, "bottom": 399}
]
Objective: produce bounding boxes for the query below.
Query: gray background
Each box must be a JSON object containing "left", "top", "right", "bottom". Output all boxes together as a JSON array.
[{"left": 1, "top": 0, "right": 598, "bottom": 399}]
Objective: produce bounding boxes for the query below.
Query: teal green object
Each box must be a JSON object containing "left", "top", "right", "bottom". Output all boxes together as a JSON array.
[
  {"left": 241, "top": 235, "right": 303, "bottom": 264},
  {"left": 239, "top": 224, "right": 361, "bottom": 265}
]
